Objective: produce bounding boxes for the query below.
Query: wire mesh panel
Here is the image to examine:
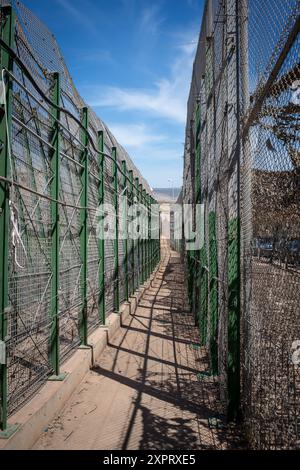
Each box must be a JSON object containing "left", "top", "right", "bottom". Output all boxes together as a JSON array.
[
  {"left": 181, "top": 0, "right": 300, "bottom": 449},
  {"left": 7, "top": 60, "right": 53, "bottom": 415},
  {"left": 0, "top": 0, "right": 157, "bottom": 423},
  {"left": 241, "top": 0, "right": 300, "bottom": 449}
]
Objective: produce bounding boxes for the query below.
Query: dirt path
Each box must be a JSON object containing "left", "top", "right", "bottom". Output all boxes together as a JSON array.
[{"left": 33, "top": 241, "right": 238, "bottom": 450}]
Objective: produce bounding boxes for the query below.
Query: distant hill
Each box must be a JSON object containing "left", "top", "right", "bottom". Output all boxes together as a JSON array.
[{"left": 153, "top": 187, "right": 181, "bottom": 203}]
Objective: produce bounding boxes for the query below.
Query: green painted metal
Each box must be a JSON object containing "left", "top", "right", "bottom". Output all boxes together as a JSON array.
[
  {"left": 48, "top": 373, "right": 66, "bottom": 382},
  {"left": 147, "top": 194, "right": 151, "bottom": 279},
  {"left": 128, "top": 170, "right": 134, "bottom": 295},
  {"left": 208, "top": 211, "right": 218, "bottom": 375},
  {"left": 79, "top": 107, "right": 89, "bottom": 345},
  {"left": 200, "top": 247, "right": 208, "bottom": 346},
  {"left": 142, "top": 188, "right": 147, "bottom": 284},
  {"left": 0, "top": 422, "right": 20, "bottom": 439},
  {"left": 122, "top": 160, "right": 129, "bottom": 301},
  {"left": 97, "top": 130, "right": 105, "bottom": 324},
  {"left": 227, "top": 216, "right": 241, "bottom": 420},
  {"left": 150, "top": 196, "right": 155, "bottom": 273},
  {"left": 194, "top": 102, "right": 201, "bottom": 329},
  {"left": 112, "top": 147, "right": 120, "bottom": 312},
  {"left": 135, "top": 177, "right": 140, "bottom": 289},
  {"left": 50, "top": 72, "right": 61, "bottom": 376},
  {"left": 139, "top": 184, "right": 144, "bottom": 285},
  {"left": 0, "top": 5, "right": 15, "bottom": 432}
]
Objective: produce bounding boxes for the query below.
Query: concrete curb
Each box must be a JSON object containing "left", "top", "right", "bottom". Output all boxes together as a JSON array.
[{"left": 0, "top": 268, "right": 160, "bottom": 451}]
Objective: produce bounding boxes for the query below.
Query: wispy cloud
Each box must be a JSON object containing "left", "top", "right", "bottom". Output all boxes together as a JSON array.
[
  {"left": 140, "top": 5, "right": 164, "bottom": 35},
  {"left": 56, "top": 0, "right": 97, "bottom": 34},
  {"left": 109, "top": 123, "right": 166, "bottom": 148},
  {"left": 84, "top": 39, "right": 197, "bottom": 124}
]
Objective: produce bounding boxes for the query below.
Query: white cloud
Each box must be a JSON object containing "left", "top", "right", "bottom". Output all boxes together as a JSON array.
[
  {"left": 108, "top": 123, "right": 166, "bottom": 148},
  {"left": 56, "top": 0, "right": 97, "bottom": 34},
  {"left": 85, "top": 39, "right": 197, "bottom": 124},
  {"left": 140, "top": 5, "right": 164, "bottom": 34}
]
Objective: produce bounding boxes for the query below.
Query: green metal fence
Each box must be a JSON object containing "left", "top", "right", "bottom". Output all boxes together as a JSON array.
[
  {"left": 179, "top": 0, "right": 300, "bottom": 449},
  {"left": 0, "top": 1, "right": 160, "bottom": 435}
]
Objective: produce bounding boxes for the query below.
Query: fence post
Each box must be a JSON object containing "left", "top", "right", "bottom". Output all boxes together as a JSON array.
[
  {"left": 48, "top": 72, "right": 65, "bottom": 381},
  {"left": 97, "top": 130, "right": 105, "bottom": 324},
  {"left": 79, "top": 107, "right": 89, "bottom": 346},
  {"left": 227, "top": 0, "right": 241, "bottom": 420},
  {"left": 135, "top": 177, "right": 140, "bottom": 288},
  {"left": 147, "top": 194, "right": 151, "bottom": 279},
  {"left": 128, "top": 170, "right": 134, "bottom": 295},
  {"left": 0, "top": 5, "right": 18, "bottom": 437},
  {"left": 140, "top": 187, "right": 144, "bottom": 284},
  {"left": 112, "top": 147, "right": 120, "bottom": 312},
  {"left": 209, "top": 211, "right": 218, "bottom": 375},
  {"left": 142, "top": 188, "right": 147, "bottom": 284},
  {"left": 122, "top": 160, "right": 129, "bottom": 301}
]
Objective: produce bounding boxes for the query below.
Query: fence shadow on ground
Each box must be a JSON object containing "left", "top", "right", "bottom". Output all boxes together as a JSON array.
[{"left": 92, "top": 241, "right": 243, "bottom": 450}]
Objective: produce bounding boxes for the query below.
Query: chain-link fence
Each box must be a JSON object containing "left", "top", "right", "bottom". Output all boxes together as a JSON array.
[
  {"left": 179, "top": 0, "right": 300, "bottom": 449},
  {"left": 0, "top": 0, "right": 160, "bottom": 432}
]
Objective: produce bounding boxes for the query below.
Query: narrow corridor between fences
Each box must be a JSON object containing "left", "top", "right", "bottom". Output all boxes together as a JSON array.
[{"left": 33, "top": 240, "right": 240, "bottom": 450}]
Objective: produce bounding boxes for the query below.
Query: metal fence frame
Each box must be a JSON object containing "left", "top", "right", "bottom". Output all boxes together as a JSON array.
[
  {"left": 177, "top": 0, "right": 300, "bottom": 449},
  {"left": 0, "top": 2, "right": 160, "bottom": 436}
]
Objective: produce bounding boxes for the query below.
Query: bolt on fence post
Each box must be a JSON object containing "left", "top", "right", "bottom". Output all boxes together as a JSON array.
[
  {"left": 48, "top": 72, "right": 66, "bottom": 381},
  {"left": 0, "top": 5, "right": 18, "bottom": 437},
  {"left": 122, "top": 160, "right": 129, "bottom": 301},
  {"left": 134, "top": 177, "right": 140, "bottom": 289},
  {"left": 112, "top": 147, "right": 120, "bottom": 312},
  {"left": 97, "top": 130, "right": 105, "bottom": 324},
  {"left": 128, "top": 170, "right": 134, "bottom": 295},
  {"left": 79, "top": 107, "right": 89, "bottom": 346}
]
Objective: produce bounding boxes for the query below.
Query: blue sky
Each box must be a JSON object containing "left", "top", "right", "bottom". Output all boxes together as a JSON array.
[{"left": 23, "top": 0, "right": 204, "bottom": 188}]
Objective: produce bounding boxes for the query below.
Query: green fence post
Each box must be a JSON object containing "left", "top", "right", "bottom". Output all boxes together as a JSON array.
[
  {"left": 122, "top": 160, "right": 129, "bottom": 301},
  {"left": 128, "top": 170, "right": 134, "bottom": 295},
  {"left": 135, "top": 177, "right": 140, "bottom": 288},
  {"left": 149, "top": 196, "right": 153, "bottom": 273},
  {"left": 146, "top": 194, "right": 150, "bottom": 279},
  {"left": 79, "top": 107, "right": 89, "bottom": 346},
  {"left": 0, "top": 5, "right": 19, "bottom": 437},
  {"left": 112, "top": 147, "right": 120, "bottom": 312},
  {"left": 140, "top": 187, "right": 144, "bottom": 284},
  {"left": 194, "top": 101, "right": 201, "bottom": 329},
  {"left": 227, "top": 0, "right": 241, "bottom": 421},
  {"left": 48, "top": 73, "right": 65, "bottom": 381},
  {"left": 97, "top": 130, "right": 105, "bottom": 324},
  {"left": 152, "top": 196, "right": 157, "bottom": 270},
  {"left": 209, "top": 211, "right": 218, "bottom": 375},
  {"left": 142, "top": 188, "right": 147, "bottom": 284},
  {"left": 158, "top": 201, "right": 161, "bottom": 264}
]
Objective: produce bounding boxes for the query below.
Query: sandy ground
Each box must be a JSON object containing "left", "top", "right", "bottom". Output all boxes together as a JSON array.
[{"left": 33, "top": 241, "right": 239, "bottom": 450}]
